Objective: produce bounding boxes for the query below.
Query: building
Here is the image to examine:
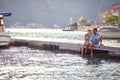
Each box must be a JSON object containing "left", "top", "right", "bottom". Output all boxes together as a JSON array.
[
  {"left": 0, "top": 15, "right": 5, "bottom": 32},
  {"left": 99, "top": 3, "right": 119, "bottom": 24}
]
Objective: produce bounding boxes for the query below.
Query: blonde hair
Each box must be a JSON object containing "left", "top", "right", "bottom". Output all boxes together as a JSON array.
[{"left": 88, "top": 29, "right": 92, "bottom": 34}]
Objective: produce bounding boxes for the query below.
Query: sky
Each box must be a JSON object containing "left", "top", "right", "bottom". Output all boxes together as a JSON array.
[{"left": 0, "top": 0, "right": 118, "bottom": 28}]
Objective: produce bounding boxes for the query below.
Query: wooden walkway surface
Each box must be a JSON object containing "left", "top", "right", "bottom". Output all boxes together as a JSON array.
[{"left": 11, "top": 37, "right": 120, "bottom": 58}]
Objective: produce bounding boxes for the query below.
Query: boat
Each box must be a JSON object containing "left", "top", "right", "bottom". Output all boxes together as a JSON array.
[
  {"left": 0, "top": 12, "right": 12, "bottom": 46},
  {"left": 63, "top": 29, "right": 75, "bottom": 31},
  {"left": 63, "top": 28, "right": 75, "bottom": 31},
  {"left": 98, "top": 26, "right": 120, "bottom": 39}
]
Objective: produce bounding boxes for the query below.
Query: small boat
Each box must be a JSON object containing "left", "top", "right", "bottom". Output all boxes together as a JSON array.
[
  {"left": 63, "top": 28, "right": 75, "bottom": 31},
  {"left": 63, "top": 29, "right": 75, "bottom": 31},
  {"left": 0, "top": 12, "right": 12, "bottom": 46},
  {"left": 98, "top": 26, "right": 120, "bottom": 39}
]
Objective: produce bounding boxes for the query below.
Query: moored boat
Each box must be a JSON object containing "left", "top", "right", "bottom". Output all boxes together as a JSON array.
[
  {"left": 0, "top": 12, "right": 12, "bottom": 46},
  {"left": 98, "top": 26, "right": 120, "bottom": 39},
  {"left": 63, "top": 29, "right": 75, "bottom": 31}
]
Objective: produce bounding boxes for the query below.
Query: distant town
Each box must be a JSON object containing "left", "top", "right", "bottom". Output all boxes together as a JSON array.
[{"left": 66, "top": 3, "right": 120, "bottom": 31}]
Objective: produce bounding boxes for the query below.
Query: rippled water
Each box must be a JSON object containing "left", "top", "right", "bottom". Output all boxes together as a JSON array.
[
  {"left": 0, "top": 47, "right": 120, "bottom": 80},
  {"left": 1, "top": 28, "right": 119, "bottom": 80},
  {"left": 7, "top": 28, "right": 120, "bottom": 43}
]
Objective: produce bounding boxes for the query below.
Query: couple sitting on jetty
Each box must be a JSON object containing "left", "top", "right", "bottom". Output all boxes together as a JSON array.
[{"left": 81, "top": 28, "right": 103, "bottom": 57}]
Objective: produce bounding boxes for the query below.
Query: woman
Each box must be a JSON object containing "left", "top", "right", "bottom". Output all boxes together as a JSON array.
[{"left": 81, "top": 29, "right": 92, "bottom": 56}]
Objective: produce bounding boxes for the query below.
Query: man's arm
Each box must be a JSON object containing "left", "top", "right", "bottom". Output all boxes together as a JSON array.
[{"left": 89, "top": 34, "right": 95, "bottom": 44}]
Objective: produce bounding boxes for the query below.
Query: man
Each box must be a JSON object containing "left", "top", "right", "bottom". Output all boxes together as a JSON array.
[{"left": 90, "top": 28, "right": 103, "bottom": 57}]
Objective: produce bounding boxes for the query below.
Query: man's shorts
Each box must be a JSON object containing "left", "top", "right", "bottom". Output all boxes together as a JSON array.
[{"left": 95, "top": 39, "right": 99, "bottom": 45}]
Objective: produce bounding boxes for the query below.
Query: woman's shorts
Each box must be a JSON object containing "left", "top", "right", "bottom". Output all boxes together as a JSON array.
[{"left": 85, "top": 39, "right": 89, "bottom": 44}]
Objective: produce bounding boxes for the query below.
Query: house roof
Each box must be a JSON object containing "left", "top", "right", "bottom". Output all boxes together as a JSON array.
[
  {"left": 109, "top": 3, "right": 119, "bottom": 9},
  {"left": 100, "top": 3, "right": 119, "bottom": 15}
]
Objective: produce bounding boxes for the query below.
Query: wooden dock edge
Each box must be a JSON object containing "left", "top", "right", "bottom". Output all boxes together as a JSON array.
[{"left": 10, "top": 38, "right": 120, "bottom": 58}]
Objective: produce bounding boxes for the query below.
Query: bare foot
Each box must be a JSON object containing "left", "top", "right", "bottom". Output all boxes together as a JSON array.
[
  {"left": 81, "top": 52, "right": 83, "bottom": 57},
  {"left": 100, "top": 44, "right": 103, "bottom": 46},
  {"left": 85, "top": 50, "right": 87, "bottom": 54},
  {"left": 91, "top": 53, "right": 93, "bottom": 57}
]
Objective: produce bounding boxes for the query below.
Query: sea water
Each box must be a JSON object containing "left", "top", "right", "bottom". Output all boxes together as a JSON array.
[
  {"left": 7, "top": 28, "right": 120, "bottom": 43},
  {"left": 0, "top": 28, "right": 119, "bottom": 80}
]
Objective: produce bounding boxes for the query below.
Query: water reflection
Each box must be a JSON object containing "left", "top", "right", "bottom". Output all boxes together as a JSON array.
[
  {"left": 8, "top": 28, "right": 120, "bottom": 43},
  {"left": 0, "top": 47, "right": 120, "bottom": 80}
]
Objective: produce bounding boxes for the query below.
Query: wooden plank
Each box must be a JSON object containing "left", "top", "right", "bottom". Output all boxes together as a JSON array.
[{"left": 11, "top": 38, "right": 120, "bottom": 57}]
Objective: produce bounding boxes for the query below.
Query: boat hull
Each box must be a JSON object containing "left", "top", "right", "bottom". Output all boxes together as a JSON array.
[
  {"left": 98, "top": 31, "right": 120, "bottom": 39},
  {"left": 0, "top": 32, "right": 11, "bottom": 46},
  {"left": 63, "top": 29, "right": 75, "bottom": 31}
]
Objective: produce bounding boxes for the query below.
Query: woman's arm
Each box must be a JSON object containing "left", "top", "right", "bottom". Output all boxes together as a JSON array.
[{"left": 84, "top": 33, "right": 88, "bottom": 40}]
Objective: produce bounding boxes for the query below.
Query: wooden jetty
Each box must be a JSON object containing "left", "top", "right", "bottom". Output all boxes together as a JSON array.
[{"left": 10, "top": 37, "right": 120, "bottom": 59}]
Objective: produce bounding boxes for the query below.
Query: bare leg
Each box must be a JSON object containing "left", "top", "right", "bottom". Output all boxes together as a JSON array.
[
  {"left": 81, "top": 43, "right": 85, "bottom": 56},
  {"left": 99, "top": 35, "right": 103, "bottom": 45},
  {"left": 90, "top": 42, "right": 94, "bottom": 57},
  {"left": 85, "top": 43, "right": 89, "bottom": 54}
]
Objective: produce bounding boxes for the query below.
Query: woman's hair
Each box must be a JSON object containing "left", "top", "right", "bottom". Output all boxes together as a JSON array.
[{"left": 88, "top": 29, "right": 92, "bottom": 32}]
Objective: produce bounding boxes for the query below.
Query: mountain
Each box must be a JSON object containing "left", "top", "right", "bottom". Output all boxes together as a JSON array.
[{"left": 0, "top": 0, "right": 118, "bottom": 28}]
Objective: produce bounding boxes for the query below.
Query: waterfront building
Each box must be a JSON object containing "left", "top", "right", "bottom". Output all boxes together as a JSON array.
[{"left": 99, "top": 3, "right": 119, "bottom": 24}]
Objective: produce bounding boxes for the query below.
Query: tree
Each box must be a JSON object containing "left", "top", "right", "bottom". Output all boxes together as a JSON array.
[
  {"left": 79, "top": 17, "right": 87, "bottom": 24},
  {"left": 68, "top": 22, "right": 78, "bottom": 30},
  {"left": 105, "top": 15, "right": 118, "bottom": 26},
  {"left": 89, "top": 19, "right": 94, "bottom": 24}
]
